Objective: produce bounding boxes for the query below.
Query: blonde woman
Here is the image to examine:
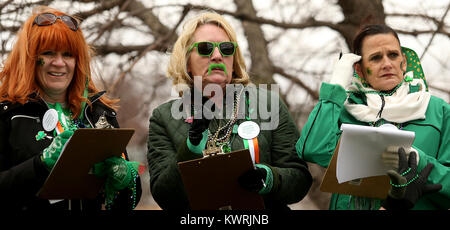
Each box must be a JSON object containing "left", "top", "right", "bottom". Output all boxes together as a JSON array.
[{"left": 147, "top": 12, "right": 312, "bottom": 210}]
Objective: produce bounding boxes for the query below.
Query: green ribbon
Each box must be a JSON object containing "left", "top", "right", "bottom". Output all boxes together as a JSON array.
[{"left": 47, "top": 102, "right": 77, "bottom": 134}]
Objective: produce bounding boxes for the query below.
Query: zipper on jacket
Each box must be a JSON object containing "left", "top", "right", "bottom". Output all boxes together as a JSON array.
[
  {"left": 11, "top": 115, "right": 41, "bottom": 123},
  {"left": 84, "top": 92, "right": 106, "bottom": 128},
  {"left": 376, "top": 95, "right": 385, "bottom": 118}
]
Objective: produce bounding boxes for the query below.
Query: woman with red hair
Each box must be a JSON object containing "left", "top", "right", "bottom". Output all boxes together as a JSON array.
[{"left": 0, "top": 6, "right": 141, "bottom": 210}]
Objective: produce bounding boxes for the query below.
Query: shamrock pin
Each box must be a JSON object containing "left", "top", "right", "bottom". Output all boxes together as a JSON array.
[{"left": 35, "top": 131, "right": 47, "bottom": 141}]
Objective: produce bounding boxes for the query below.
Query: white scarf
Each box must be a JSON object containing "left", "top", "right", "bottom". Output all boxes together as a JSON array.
[{"left": 344, "top": 72, "right": 431, "bottom": 123}]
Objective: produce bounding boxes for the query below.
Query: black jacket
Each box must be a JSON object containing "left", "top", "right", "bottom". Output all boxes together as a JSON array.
[{"left": 0, "top": 92, "right": 141, "bottom": 210}]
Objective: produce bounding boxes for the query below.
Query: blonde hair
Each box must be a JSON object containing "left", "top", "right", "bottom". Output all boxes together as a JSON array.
[
  {"left": 0, "top": 6, "right": 118, "bottom": 118},
  {"left": 167, "top": 12, "right": 250, "bottom": 95}
]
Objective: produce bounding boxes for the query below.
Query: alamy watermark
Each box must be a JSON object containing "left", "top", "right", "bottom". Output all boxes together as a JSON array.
[{"left": 170, "top": 76, "right": 280, "bottom": 130}]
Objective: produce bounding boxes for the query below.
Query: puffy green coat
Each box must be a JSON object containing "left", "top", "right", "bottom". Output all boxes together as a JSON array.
[
  {"left": 296, "top": 83, "right": 450, "bottom": 210},
  {"left": 148, "top": 86, "right": 312, "bottom": 210}
]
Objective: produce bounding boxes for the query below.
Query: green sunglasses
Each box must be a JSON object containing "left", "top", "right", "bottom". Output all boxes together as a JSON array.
[{"left": 188, "top": 41, "right": 238, "bottom": 57}]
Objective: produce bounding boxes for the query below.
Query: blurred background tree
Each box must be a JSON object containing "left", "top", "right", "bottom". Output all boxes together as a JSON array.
[{"left": 1, "top": 0, "right": 449, "bottom": 209}]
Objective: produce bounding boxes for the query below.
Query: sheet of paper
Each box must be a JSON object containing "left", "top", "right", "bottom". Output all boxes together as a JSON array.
[{"left": 336, "top": 123, "right": 415, "bottom": 184}]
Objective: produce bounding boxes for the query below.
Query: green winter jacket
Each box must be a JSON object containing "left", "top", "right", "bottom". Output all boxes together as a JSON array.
[
  {"left": 296, "top": 83, "right": 450, "bottom": 210},
  {"left": 148, "top": 86, "right": 312, "bottom": 210}
]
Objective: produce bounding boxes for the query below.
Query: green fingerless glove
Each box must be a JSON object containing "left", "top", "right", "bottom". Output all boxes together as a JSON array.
[
  {"left": 93, "top": 156, "right": 141, "bottom": 209},
  {"left": 41, "top": 130, "right": 74, "bottom": 170}
]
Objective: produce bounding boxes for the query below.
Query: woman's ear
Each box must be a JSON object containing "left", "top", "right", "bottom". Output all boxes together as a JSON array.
[
  {"left": 401, "top": 53, "right": 407, "bottom": 73},
  {"left": 354, "top": 62, "right": 364, "bottom": 78},
  {"left": 187, "top": 62, "right": 191, "bottom": 73}
]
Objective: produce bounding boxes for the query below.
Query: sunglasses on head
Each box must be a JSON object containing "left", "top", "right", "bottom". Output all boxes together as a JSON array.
[
  {"left": 188, "top": 41, "right": 237, "bottom": 57},
  {"left": 33, "top": 13, "right": 79, "bottom": 31}
]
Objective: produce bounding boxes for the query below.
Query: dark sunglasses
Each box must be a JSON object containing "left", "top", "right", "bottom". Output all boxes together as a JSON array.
[
  {"left": 33, "top": 13, "right": 79, "bottom": 31},
  {"left": 188, "top": 41, "right": 237, "bottom": 57}
]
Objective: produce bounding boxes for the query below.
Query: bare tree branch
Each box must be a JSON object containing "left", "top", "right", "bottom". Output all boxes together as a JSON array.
[
  {"left": 234, "top": 0, "right": 275, "bottom": 85},
  {"left": 420, "top": 3, "right": 450, "bottom": 59},
  {"left": 124, "top": 1, "right": 172, "bottom": 37},
  {"left": 386, "top": 12, "right": 442, "bottom": 25},
  {"left": 90, "top": 0, "right": 133, "bottom": 42},
  {"left": 108, "top": 6, "right": 190, "bottom": 95},
  {"left": 395, "top": 28, "right": 450, "bottom": 37},
  {"left": 75, "top": 0, "right": 123, "bottom": 22},
  {"left": 272, "top": 65, "right": 319, "bottom": 100},
  {"left": 0, "top": 0, "right": 14, "bottom": 11}
]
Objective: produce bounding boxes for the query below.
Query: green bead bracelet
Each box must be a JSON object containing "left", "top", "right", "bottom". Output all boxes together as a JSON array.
[{"left": 389, "top": 168, "right": 419, "bottom": 188}]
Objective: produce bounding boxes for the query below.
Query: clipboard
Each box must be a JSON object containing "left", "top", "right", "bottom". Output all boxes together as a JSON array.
[
  {"left": 319, "top": 139, "right": 391, "bottom": 199},
  {"left": 37, "top": 128, "right": 135, "bottom": 199},
  {"left": 177, "top": 149, "right": 265, "bottom": 210}
]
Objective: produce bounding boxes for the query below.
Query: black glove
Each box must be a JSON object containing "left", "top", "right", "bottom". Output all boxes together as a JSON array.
[
  {"left": 382, "top": 147, "right": 442, "bottom": 210},
  {"left": 188, "top": 94, "right": 212, "bottom": 145},
  {"left": 238, "top": 167, "right": 267, "bottom": 193}
]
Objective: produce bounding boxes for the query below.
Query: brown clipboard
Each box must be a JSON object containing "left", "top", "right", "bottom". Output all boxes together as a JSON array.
[
  {"left": 177, "top": 149, "right": 265, "bottom": 210},
  {"left": 320, "top": 139, "right": 390, "bottom": 199},
  {"left": 37, "top": 128, "right": 135, "bottom": 199}
]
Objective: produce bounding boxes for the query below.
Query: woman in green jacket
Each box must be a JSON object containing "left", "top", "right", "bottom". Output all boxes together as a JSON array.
[
  {"left": 147, "top": 12, "right": 312, "bottom": 210},
  {"left": 296, "top": 24, "right": 448, "bottom": 210}
]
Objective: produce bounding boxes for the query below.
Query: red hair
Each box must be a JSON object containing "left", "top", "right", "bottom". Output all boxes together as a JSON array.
[{"left": 0, "top": 6, "right": 118, "bottom": 118}]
